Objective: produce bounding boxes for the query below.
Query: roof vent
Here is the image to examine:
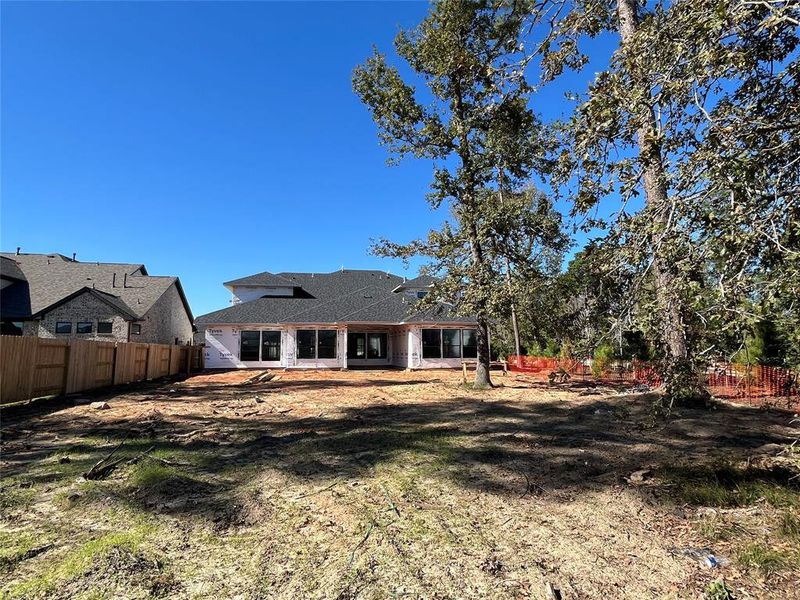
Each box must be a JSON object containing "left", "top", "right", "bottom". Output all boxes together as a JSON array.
[
  {"left": 15, "top": 247, "right": 20, "bottom": 255},
  {"left": 72, "top": 252, "right": 76, "bottom": 261}
]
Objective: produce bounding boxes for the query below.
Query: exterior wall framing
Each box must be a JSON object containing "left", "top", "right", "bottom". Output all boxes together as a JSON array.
[{"left": 201, "top": 322, "right": 482, "bottom": 370}]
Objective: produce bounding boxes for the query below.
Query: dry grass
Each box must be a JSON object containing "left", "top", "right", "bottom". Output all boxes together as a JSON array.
[{"left": 1, "top": 368, "right": 799, "bottom": 599}]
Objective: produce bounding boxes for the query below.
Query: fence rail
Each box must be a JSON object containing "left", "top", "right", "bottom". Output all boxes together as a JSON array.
[
  {"left": 0, "top": 336, "right": 204, "bottom": 405},
  {"left": 507, "top": 355, "right": 799, "bottom": 407}
]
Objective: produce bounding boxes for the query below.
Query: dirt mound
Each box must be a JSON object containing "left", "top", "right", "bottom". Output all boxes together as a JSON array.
[{"left": 56, "top": 546, "right": 177, "bottom": 600}]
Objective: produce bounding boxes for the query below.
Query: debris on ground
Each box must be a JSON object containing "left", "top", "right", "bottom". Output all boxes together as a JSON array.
[
  {"left": 2, "top": 368, "right": 797, "bottom": 599},
  {"left": 670, "top": 547, "right": 729, "bottom": 568},
  {"left": 479, "top": 555, "right": 503, "bottom": 575},
  {"left": 627, "top": 468, "right": 654, "bottom": 484},
  {"left": 548, "top": 369, "right": 571, "bottom": 384},
  {"left": 90, "top": 401, "right": 110, "bottom": 410},
  {"left": 625, "top": 384, "right": 652, "bottom": 393},
  {"left": 240, "top": 371, "right": 275, "bottom": 385},
  {"left": 545, "top": 582, "right": 563, "bottom": 600}
]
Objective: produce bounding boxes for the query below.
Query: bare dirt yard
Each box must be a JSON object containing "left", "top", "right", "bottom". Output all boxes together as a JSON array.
[{"left": 2, "top": 369, "right": 799, "bottom": 599}]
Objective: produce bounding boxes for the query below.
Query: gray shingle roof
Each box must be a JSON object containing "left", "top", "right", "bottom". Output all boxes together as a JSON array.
[
  {"left": 1, "top": 256, "right": 27, "bottom": 282},
  {"left": 224, "top": 271, "right": 298, "bottom": 287},
  {"left": 196, "top": 269, "right": 475, "bottom": 325},
  {"left": 1, "top": 257, "right": 31, "bottom": 319},
  {"left": 0, "top": 253, "right": 193, "bottom": 322}
]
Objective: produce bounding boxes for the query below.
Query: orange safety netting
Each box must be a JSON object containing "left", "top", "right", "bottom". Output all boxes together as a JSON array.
[{"left": 507, "top": 356, "right": 799, "bottom": 407}]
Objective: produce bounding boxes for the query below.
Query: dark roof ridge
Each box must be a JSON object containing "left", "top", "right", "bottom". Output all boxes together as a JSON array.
[{"left": 224, "top": 270, "right": 297, "bottom": 287}]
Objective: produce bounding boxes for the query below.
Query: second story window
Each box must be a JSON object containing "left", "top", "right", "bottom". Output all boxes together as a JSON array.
[
  {"left": 97, "top": 322, "right": 113, "bottom": 334},
  {"left": 56, "top": 321, "right": 72, "bottom": 334},
  {"left": 131, "top": 323, "right": 142, "bottom": 335},
  {"left": 76, "top": 322, "right": 93, "bottom": 334}
]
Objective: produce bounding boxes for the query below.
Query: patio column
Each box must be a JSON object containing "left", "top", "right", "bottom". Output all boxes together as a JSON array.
[
  {"left": 341, "top": 326, "right": 348, "bottom": 370},
  {"left": 407, "top": 327, "right": 416, "bottom": 369}
]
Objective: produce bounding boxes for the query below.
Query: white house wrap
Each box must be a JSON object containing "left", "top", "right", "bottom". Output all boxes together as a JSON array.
[{"left": 196, "top": 270, "right": 480, "bottom": 370}]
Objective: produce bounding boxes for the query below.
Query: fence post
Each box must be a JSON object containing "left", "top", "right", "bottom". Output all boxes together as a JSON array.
[{"left": 111, "top": 342, "right": 118, "bottom": 388}]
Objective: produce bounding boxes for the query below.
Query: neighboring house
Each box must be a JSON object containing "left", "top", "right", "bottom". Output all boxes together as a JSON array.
[
  {"left": 195, "top": 269, "right": 480, "bottom": 369},
  {"left": 0, "top": 251, "right": 194, "bottom": 344}
]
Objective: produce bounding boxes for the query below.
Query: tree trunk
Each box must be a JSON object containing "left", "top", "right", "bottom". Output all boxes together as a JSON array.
[
  {"left": 475, "top": 317, "right": 492, "bottom": 389},
  {"left": 506, "top": 259, "right": 522, "bottom": 363},
  {"left": 616, "top": 0, "right": 703, "bottom": 405},
  {"left": 496, "top": 181, "right": 521, "bottom": 365},
  {"left": 451, "top": 74, "right": 492, "bottom": 389},
  {"left": 467, "top": 220, "right": 493, "bottom": 389}
]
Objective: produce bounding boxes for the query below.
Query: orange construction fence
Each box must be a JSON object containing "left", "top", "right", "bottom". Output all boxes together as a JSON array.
[{"left": 507, "top": 355, "right": 799, "bottom": 407}]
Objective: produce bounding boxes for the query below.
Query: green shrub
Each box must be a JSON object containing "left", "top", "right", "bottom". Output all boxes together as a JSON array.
[
  {"left": 705, "top": 579, "right": 735, "bottom": 600},
  {"left": 526, "top": 341, "right": 543, "bottom": 356},
  {"left": 543, "top": 339, "right": 560, "bottom": 358},
  {"left": 592, "top": 343, "right": 615, "bottom": 377},
  {"left": 732, "top": 320, "right": 788, "bottom": 366}
]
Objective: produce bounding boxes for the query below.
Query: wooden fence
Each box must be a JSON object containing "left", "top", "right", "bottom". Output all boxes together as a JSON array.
[{"left": 0, "top": 336, "right": 204, "bottom": 405}]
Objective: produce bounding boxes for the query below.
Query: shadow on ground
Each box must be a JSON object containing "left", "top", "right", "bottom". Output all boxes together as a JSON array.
[{"left": 2, "top": 373, "right": 797, "bottom": 525}]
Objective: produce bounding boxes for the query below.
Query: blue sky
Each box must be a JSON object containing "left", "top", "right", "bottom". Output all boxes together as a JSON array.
[{"left": 1, "top": 1, "right": 615, "bottom": 316}]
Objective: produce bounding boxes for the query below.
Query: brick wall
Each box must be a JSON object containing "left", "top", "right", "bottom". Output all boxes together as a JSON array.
[
  {"left": 32, "top": 292, "right": 130, "bottom": 342},
  {"left": 134, "top": 282, "right": 193, "bottom": 345}
]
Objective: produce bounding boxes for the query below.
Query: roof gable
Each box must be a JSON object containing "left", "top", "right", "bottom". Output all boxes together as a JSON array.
[
  {"left": 196, "top": 268, "right": 473, "bottom": 325},
  {"left": 0, "top": 253, "right": 192, "bottom": 321},
  {"left": 31, "top": 287, "right": 139, "bottom": 320}
]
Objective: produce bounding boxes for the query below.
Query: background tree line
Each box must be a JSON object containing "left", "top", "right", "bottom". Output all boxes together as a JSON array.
[{"left": 354, "top": 0, "right": 799, "bottom": 401}]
